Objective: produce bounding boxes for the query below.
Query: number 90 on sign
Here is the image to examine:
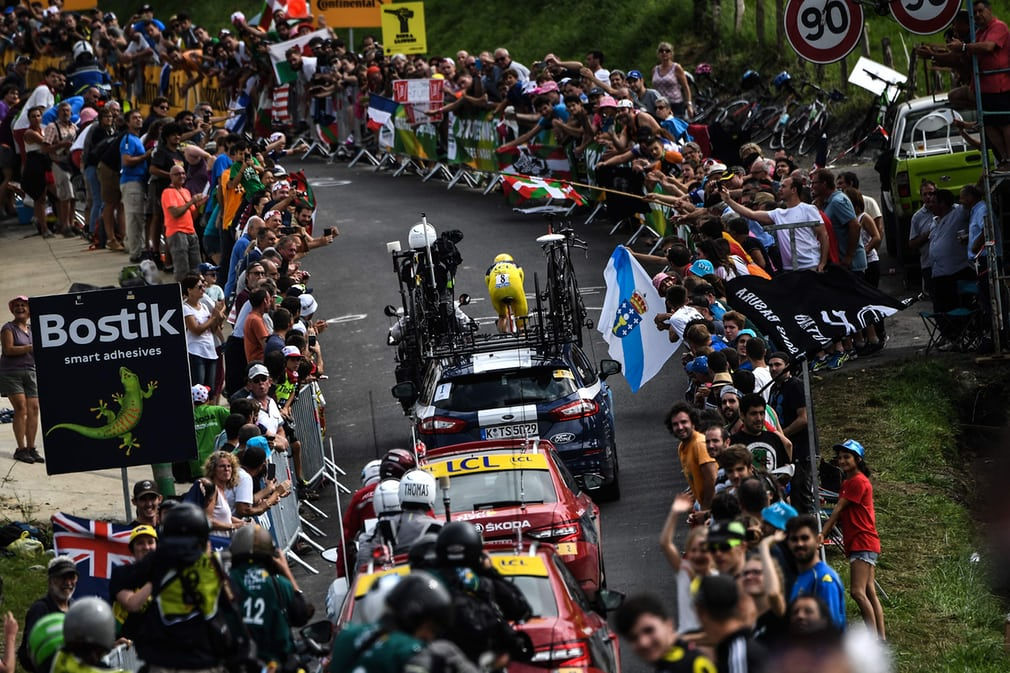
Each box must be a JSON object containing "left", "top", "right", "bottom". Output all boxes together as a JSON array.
[
  {"left": 890, "top": 0, "right": 960, "bottom": 35},
  {"left": 785, "top": 0, "right": 865, "bottom": 64}
]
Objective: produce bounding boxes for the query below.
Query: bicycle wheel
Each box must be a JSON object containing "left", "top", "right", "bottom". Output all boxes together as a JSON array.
[
  {"left": 714, "top": 100, "right": 751, "bottom": 133},
  {"left": 566, "top": 260, "right": 586, "bottom": 345},
  {"left": 782, "top": 108, "right": 810, "bottom": 150},
  {"left": 797, "top": 118, "right": 825, "bottom": 156},
  {"left": 749, "top": 107, "right": 781, "bottom": 145}
]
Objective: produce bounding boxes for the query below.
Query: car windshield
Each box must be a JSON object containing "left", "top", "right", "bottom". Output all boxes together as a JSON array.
[
  {"left": 505, "top": 575, "right": 558, "bottom": 617},
  {"left": 438, "top": 367, "right": 577, "bottom": 412},
  {"left": 444, "top": 469, "right": 558, "bottom": 511}
]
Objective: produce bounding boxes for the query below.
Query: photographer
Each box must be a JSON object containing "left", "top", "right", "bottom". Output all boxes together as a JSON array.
[{"left": 229, "top": 525, "right": 313, "bottom": 670}]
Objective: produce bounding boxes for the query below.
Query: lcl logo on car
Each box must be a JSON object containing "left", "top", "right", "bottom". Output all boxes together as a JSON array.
[{"left": 551, "top": 433, "right": 576, "bottom": 444}]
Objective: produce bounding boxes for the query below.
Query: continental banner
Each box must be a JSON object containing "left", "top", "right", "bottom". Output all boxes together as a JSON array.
[
  {"left": 393, "top": 105, "right": 438, "bottom": 159},
  {"left": 448, "top": 110, "right": 499, "bottom": 173}
]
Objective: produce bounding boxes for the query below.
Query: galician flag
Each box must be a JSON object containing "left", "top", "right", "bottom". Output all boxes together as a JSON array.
[
  {"left": 599, "top": 246, "right": 679, "bottom": 392},
  {"left": 502, "top": 175, "right": 585, "bottom": 206},
  {"left": 268, "top": 29, "right": 328, "bottom": 84}
]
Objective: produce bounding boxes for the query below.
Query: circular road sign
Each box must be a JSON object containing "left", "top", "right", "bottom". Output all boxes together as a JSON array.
[
  {"left": 785, "top": 0, "right": 865, "bottom": 65},
  {"left": 890, "top": 0, "right": 960, "bottom": 35}
]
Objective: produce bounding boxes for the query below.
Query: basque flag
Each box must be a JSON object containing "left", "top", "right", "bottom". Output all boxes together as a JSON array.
[
  {"left": 52, "top": 513, "right": 230, "bottom": 600},
  {"left": 599, "top": 246, "right": 678, "bottom": 392},
  {"left": 367, "top": 94, "right": 398, "bottom": 133}
]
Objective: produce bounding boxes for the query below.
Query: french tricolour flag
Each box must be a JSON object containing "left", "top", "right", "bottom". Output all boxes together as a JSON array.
[
  {"left": 367, "top": 94, "right": 398, "bottom": 133},
  {"left": 598, "top": 246, "right": 679, "bottom": 392}
]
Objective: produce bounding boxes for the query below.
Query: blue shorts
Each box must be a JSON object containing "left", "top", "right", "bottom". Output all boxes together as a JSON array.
[{"left": 849, "top": 550, "right": 879, "bottom": 566}]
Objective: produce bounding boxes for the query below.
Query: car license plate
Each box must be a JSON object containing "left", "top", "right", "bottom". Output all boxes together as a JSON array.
[{"left": 481, "top": 422, "right": 538, "bottom": 440}]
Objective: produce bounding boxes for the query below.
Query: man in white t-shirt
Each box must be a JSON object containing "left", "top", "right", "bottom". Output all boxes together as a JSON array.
[
  {"left": 720, "top": 178, "right": 829, "bottom": 271},
  {"left": 665, "top": 285, "right": 704, "bottom": 344},
  {"left": 229, "top": 444, "right": 286, "bottom": 517}
]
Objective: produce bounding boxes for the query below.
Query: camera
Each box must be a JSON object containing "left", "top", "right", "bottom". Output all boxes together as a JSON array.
[{"left": 323, "top": 227, "right": 336, "bottom": 237}]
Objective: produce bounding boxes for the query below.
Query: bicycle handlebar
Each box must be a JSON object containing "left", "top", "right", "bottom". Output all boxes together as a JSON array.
[{"left": 799, "top": 80, "right": 846, "bottom": 102}]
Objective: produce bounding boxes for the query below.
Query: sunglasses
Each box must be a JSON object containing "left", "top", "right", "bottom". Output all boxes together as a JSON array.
[
  {"left": 658, "top": 48, "right": 672, "bottom": 52},
  {"left": 706, "top": 540, "right": 741, "bottom": 552}
]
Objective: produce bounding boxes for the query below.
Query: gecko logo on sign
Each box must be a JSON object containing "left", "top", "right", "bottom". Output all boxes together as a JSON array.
[{"left": 39, "top": 304, "right": 179, "bottom": 347}]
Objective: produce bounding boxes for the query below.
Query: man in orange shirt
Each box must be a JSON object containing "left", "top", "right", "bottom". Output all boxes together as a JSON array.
[
  {"left": 243, "top": 288, "right": 271, "bottom": 363},
  {"left": 665, "top": 401, "right": 716, "bottom": 524},
  {"left": 163, "top": 165, "right": 208, "bottom": 282}
]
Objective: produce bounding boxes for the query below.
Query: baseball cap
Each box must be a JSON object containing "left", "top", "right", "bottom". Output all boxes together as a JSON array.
[
  {"left": 738, "top": 329, "right": 757, "bottom": 338},
  {"left": 685, "top": 356, "right": 709, "bottom": 375},
  {"left": 282, "top": 345, "right": 301, "bottom": 358},
  {"left": 198, "top": 262, "right": 217, "bottom": 274},
  {"left": 103, "top": 12, "right": 117, "bottom": 22},
  {"left": 129, "top": 524, "right": 158, "bottom": 545},
  {"left": 689, "top": 259, "right": 715, "bottom": 277},
  {"left": 270, "top": 165, "right": 288, "bottom": 177},
  {"left": 535, "top": 80, "right": 559, "bottom": 94},
  {"left": 761, "top": 501, "right": 798, "bottom": 531},
  {"left": 247, "top": 363, "right": 270, "bottom": 380},
  {"left": 652, "top": 272, "right": 671, "bottom": 291},
  {"left": 597, "top": 95, "right": 618, "bottom": 109},
  {"left": 133, "top": 479, "right": 158, "bottom": 498},
  {"left": 289, "top": 321, "right": 307, "bottom": 335},
  {"left": 626, "top": 69, "right": 643, "bottom": 81},
  {"left": 78, "top": 107, "right": 98, "bottom": 124},
  {"left": 832, "top": 438, "right": 865, "bottom": 458},
  {"left": 616, "top": 99, "right": 634, "bottom": 109},
  {"left": 719, "top": 385, "right": 742, "bottom": 399},
  {"left": 48, "top": 556, "right": 78, "bottom": 577},
  {"left": 191, "top": 384, "right": 210, "bottom": 404},
  {"left": 588, "top": 87, "right": 605, "bottom": 96},
  {"left": 246, "top": 436, "right": 270, "bottom": 453},
  {"left": 299, "top": 294, "right": 318, "bottom": 317},
  {"left": 707, "top": 519, "right": 746, "bottom": 544}
]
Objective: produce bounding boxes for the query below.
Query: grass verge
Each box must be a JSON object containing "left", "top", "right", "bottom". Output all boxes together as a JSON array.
[
  {"left": 0, "top": 551, "right": 49, "bottom": 664},
  {"left": 813, "top": 359, "right": 1006, "bottom": 672}
]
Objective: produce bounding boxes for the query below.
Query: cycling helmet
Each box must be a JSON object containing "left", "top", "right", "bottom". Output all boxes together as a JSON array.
[
  {"left": 64, "top": 597, "right": 115, "bottom": 651},
  {"left": 160, "top": 502, "right": 210, "bottom": 540},
  {"left": 408, "top": 222, "right": 436, "bottom": 249},
  {"left": 230, "top": 523, "right": 276, "bottom": 563},
  {"left": 380, "top": 448, "right": 416, "bottom": 480},
  {"left": 361, "top": 459, "right": 381, "bottom": 486},
  {"left": 741, "top": 69, "right": 761, "bottom": 89},
  {"left": 407, "top": 533, "right": 439, "bottom": 569},
  {"left": 772, "top": 71, "right": 792, "bottom": 89},
  {"left": 360, "top": 573, "right": 402, "bottom": 623},
  {"left": 398, "top": 469, "right": 436, "bottom": 510},
  {"left": 494, "top": 253, "right": 514, "bottom": 263},
  {"left": 694, "top": 63, "right": 712, "bottom": 76},
  {"left": 374, "top": 479, "right": 402, "bottom": 516},
  {"left": 385, "top": 571, "right": 453, "bottom": 634},
  {"left": 28, "top": 613, "right": 64, "bottom": 669},
  {"left": 436, "top": 521, "right": 483, "bottom": 567}
]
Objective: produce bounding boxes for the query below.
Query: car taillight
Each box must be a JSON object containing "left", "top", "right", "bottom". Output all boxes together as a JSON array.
[
  {"left": 530, "top": 641, "right": 590, "bottom": 667},
  {"left": 527, "top": 520, "right": 581, "bottom": 542},
  {"left": 417, "top": 416, "right": 466, "bottom": 434},
  {"left": 549, "top": 398, "right": 598, "bottom": 421},
  {"left": 896, "top": 171, "right": 910, "bottom": 198}
]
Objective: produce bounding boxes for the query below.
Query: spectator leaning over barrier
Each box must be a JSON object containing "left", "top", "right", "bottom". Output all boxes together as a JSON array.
[
  {"left": 120, "top": 109, "right": 150, "bottom": 263},
  {"left": 163, "top": 164, "right": 208, "bottom": 280},
  {"left": 230, "top": 443, "right": 289, "bottom": 518}
]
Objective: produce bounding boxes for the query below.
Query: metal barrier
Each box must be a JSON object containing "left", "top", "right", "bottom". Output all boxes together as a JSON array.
[
  {"left": 263, "top": 449, "right": 321, "bottom": 574},
  {"left": 291, "top": 382, "right": 326, "bottom": 485},
  {"left": 103, "top": 643, "right": 143, "bottom": 672}
]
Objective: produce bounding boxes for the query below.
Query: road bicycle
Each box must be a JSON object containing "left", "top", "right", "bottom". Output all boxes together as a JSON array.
[
  {"left": 781, "top": 81, "right": 846, "bottom": 156},
  {"left": 537, "top": 216, "right": 591, "bottom": 347}
]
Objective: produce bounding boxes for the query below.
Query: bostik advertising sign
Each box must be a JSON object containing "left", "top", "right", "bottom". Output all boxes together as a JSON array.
[{"left": 30, "top": 285, "right": 197, "bottom": 475}]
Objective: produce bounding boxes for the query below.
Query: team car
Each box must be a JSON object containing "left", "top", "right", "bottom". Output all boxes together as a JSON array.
[
  {"left": 420, "top": 439, "right": 605, "bottom": 600},
  {"left": 398, "top": 345, "right": 622, "bottom": 500},
  {"left": 330, "top": 546, "right": 622, "bottom": 673}
]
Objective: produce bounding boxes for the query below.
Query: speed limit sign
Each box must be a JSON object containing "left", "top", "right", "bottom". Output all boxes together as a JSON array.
[
  {"left": 784, "top": 0, "right": 865, "bottom": 65},
  {"left": 890, "top": 0, "right": 960, "bottom": 35}
]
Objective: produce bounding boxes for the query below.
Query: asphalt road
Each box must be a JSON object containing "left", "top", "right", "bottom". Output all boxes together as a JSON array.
[{"left": 283, "top": 159, "right": 690, "bottom": 672}]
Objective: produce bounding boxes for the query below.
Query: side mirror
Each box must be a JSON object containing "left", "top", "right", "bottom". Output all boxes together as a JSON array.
[
  {"left": 598, "top": 588, "right": 625, "bottom": 613},
  {"left": 391, "top": 381, "right": 418, "bottom": 404},
  {"left": 383, "top": 304, "right": 399, "bottom": 317},
  {"left": 458, "top": 293, "right": 470, "bottom": 307},
  {"left": 598, "top": 359, "right": 622, "bottom": 380}
]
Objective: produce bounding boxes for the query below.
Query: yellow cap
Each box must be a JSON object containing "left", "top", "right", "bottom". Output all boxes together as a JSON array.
[{"left": 129, "top": 524, "right": 158, "bottom": 544}]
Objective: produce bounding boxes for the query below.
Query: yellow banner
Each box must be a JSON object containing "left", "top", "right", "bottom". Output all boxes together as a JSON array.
[
  {"left": 423, "top": 453, "right": 549, "bottom": 478},
  {"left": 313, "top": 0, "right": 386, "bottom": 28},
  {"left": 489, "top": 554, "right": 548, "bottom": 577},
  {"left": 381, "top": 1, "right": 426, "bottom": 55},
  {"left": 353, "top": 564, "right": 411, "bottom": 597},
  {"left": 62, "top": 0, "right": 97, "bottom": 10}
]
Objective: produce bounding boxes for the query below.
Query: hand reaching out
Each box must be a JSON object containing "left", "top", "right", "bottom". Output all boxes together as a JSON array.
[{"left": 671, "top": 492, "right": 694, "bottom": 515}]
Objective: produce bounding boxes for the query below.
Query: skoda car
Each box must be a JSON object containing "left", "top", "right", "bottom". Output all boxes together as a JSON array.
[
  {"left": 399, "top": 345, "right": 622, "bottom": 500},
  {"left": 331, "top": 546, "right": 622, "bottom": 673},
  {"left": 421, "top": 440, "right": 604, "bottom": 600}
]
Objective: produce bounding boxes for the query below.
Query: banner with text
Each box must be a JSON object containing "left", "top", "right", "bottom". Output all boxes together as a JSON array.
[
  {"left": 447, "top": 110, "right": 499, "bottom": 172},
  {"left": 381, "top": 1, "right": 427, "bottom": 55},
  {"left": 393, "top": 78, "right": 443, "bottom": 122},
  {"left": 313, "top": 0, "right": 386, "bottom": 27},
  {"left": 393, "top": 105, "right": 439, "bottom": 159},
  {"left": 31, "top": 285, "right": 197, "bottom": 475}
]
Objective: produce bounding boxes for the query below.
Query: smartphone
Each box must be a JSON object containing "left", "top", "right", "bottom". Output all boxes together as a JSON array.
[
  {"left": 203, "top": 110, "right": 211, "bottom": 123},
  {"left": 267, "top": 463, "right": 276, "bottom": 481},
  {"left": 323, "top": 227, "right": 336, "bottom": 237},
  {"left": 309, "top": 335, "right": 317, "bottom": 347}
]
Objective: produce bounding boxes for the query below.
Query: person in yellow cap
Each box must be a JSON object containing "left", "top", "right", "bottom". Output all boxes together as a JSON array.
[
  {"left": 485, "top": 253, "right": 527, "bottom": 333},
  {"left": 109, "top": 525, "right": 158, "bottom": 638}
]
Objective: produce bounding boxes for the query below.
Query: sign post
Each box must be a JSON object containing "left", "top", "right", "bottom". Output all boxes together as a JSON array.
[
  {"left": 889, "top": 0, "right": 961, "bottom": 35},
  {"left": 30, "top": 285, "right": 197, "bottom": 477},
  {"left": 784, "top": 0, "right": 865, "bottom": 64}
]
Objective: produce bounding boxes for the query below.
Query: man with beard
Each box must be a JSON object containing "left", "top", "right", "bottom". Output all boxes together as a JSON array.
[
  {"left": 18, "top": 557, "right": 77, "bottom": 672},
  {"left": 719, "top": 387, "right": 742, "bottom": 433},
  {"left": 731, "top": 394, "right": 792, "bottom": 473},
  {"left": 664, "top": 401, "right": 716, "bottom": 523},
  {"left": 786, "top": 514, "right": 846, "bottom": 630}
]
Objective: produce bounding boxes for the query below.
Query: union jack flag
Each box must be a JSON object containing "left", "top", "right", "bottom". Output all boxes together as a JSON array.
[{"left": 51, "top": 513, "right": 135, "bottom": 600}]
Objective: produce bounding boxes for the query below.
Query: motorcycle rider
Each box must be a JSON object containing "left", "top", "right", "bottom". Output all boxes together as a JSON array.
[
  {"left": 229, "top": 524, "right": 314, "bottom": 670},
  {"left": 354, "top": 479, "right": 402, "bottom": 571},
  {"left": 392, "top": 469, "right": 442, "bottom": 553},
  {"left": 431, "top": 521, "right": 533, "bottom": 667},
  {"left": 329, "top": 571, "right": 477, "bottom": 673},
  {"left": 50, "top": 598, "right": 128, "bottom": 673}
]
